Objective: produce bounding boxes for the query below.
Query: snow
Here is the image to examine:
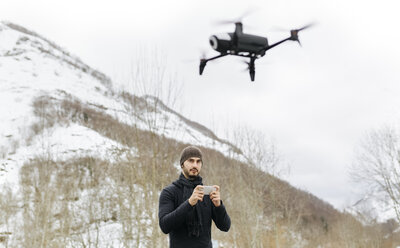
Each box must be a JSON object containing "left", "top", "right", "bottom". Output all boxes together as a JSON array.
[
  {"left": 0, "top": 22, "right": 248, "bottom": 247},
  {"left": 0, "top": 21, "right": 243, "bottom": 190},
  {"left": 67, "top": 222, "right": 124, "bottom": 248},
  {"left": 14, "top": 123, "right": 129, "bottom": 161},
  {"left": 347, "top": 188, "right": 399, "bottom": 223}
]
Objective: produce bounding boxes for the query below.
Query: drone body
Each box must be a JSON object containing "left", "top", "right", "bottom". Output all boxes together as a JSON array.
[
  {"left": 200, "top": 22, "right": 311, "bottom": 81},
  {"left": 209, "top": 23, "right": 268, "bottom": 55}
]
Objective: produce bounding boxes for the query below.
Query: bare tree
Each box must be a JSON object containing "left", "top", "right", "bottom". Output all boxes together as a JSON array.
[
  {"left": 115, "top": 48, "right": 184, "bottom": 247},
  {"left": 351, "top": 126, "right": 400, "bottom": 223},
  {"left": 225, "top": 124, "right": 286, "bottom": 176}
]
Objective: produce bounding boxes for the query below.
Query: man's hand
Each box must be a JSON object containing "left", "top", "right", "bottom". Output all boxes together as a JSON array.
[
  {"left": 188, "top": 185, "right": 204, "bottom": 206},
  {"left": 210, "top": 185, "right": 221, "bottom": 207}
]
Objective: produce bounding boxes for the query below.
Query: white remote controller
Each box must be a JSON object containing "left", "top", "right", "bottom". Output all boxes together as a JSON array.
[{"left": 203, "top": 186, "right": 216, "bottom": 195}]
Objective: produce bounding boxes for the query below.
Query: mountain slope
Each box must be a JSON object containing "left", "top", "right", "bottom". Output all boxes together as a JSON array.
[{"left": 0, "top": 21, "right": 243, "bottom": 186}]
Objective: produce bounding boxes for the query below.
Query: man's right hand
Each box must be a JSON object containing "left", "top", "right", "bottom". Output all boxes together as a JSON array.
[{"left": 188, "top": 185, "right": 204, "bottom": 206}]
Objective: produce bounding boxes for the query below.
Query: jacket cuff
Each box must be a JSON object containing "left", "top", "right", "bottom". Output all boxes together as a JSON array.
[
  {"left": 184, "top": 199, "right": 195, "bottom": 209},
  {"left": 214, "top": 200, "right": 226, "bottom": 212}
]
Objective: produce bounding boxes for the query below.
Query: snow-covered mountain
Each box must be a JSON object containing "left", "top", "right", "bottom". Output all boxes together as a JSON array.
[
  {"left": 0, "top": 21, "right": 252, "bottom": 247},
  {"left": 0, "top": 21, "right": 244, "bottom": 187},
  {"left": 1, "top": 21, "right": 398, "bottom": 247}
]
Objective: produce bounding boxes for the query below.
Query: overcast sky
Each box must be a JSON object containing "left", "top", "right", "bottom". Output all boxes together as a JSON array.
[{"left": 2, "top": 0, "right": 400, "bottom": 210}]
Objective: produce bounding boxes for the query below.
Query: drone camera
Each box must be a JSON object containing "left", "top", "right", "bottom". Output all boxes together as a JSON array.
[{"left": 209, "top": 34, "right": 231, "bottom": 53}]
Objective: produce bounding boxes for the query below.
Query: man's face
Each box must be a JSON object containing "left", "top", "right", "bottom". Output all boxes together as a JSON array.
[{"left": 182, "top": 157, "right": 202, "bottom": 179}]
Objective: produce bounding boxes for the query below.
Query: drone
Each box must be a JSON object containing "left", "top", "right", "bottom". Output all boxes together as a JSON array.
[{"left": 199, "top": 22, "right": 312, "bottom": 81}]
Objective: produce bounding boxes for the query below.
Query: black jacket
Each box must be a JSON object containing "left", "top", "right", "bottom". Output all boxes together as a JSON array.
[{"left": 159, "top": 182, "right": 231, "bottom": 248}]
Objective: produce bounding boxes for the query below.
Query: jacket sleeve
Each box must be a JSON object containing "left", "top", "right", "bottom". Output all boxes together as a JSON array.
[
  {"left": 212, "top": 201, "right": 231, "bottom": 232},
  {"left": 158, "top": 186, "right": 193, "bottom": 234}
]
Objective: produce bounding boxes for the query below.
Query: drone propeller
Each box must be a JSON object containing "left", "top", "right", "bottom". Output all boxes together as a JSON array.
[
  {"left": 297, "top": 23, "right": 314, "bottom": 31},
  {"left": 214, "top": 19, "right": 240, "bottom": 25},
  {"left": 200, "top": 51, "right": 207, "bottom": 60},
  {"left": 290, "top": 23, "right": 314, "bottom": 45},
  {"left": 269, "top": 26, "right": 289, "bottom": 32},
  {"left": 213, "top": 9, "right": 256, "bottom": 25},
  {"left": 240, "top": 58, "right": 256, "bottom": 81},
  {"left": 241, "top": 59, "right": 270, "bottom": 72},
  {"left": 181, "top": 49, "right": 208, "bottom": 63},
  {"left": 241, "top": 60, "right": 252, "bottom": 72}
]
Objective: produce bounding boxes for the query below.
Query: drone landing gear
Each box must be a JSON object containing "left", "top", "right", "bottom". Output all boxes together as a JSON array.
[
  {"left": 248, "top": 57, "right": 256, "bottom": 82},
  {"left": 199, "top": 53, "right": 257, "bottom": 81},
  {"left": 199, "top": 53, "right": 228, "bottom": 76},
  {"left": 200, "top": 59, "right": 207, "bottom": 75}
]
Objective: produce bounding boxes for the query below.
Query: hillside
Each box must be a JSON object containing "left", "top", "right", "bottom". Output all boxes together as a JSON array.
[
  {"left": 0, "top": 21, "right": 398, "bottom": 247},
  {"left": 0, "top": 21, "right": 243, "bottom": 185}
]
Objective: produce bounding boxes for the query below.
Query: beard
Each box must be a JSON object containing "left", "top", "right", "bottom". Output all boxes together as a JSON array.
[{"left": 183, "top": 167, "right": 199, "bottom": 180}]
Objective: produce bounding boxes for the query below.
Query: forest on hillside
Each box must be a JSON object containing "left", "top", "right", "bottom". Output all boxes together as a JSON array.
[{"left": 1, "top": 88, "right": 398, "bottom": 247}]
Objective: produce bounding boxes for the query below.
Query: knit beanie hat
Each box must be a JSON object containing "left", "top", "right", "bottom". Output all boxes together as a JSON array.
[{"left": 180, "top": 146, "right": 203, "bottom": 166}]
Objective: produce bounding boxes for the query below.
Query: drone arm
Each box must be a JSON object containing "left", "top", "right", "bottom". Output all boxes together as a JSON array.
[
  {"left": 263, "top": 37, "right": 291, "bottom": 52},
  {"left": 206, "top": 53, "right": 228, "bottom": 62},
  {"left": 199, "top": 53, "right": 228, "bottom": 75},
  {"left": 262, "top": 27, "right": 310, "bottom": 53}
]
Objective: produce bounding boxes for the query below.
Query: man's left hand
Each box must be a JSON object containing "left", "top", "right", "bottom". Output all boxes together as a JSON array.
[{"left": 210, "top": 185, "right": 221, "bottom": 207}]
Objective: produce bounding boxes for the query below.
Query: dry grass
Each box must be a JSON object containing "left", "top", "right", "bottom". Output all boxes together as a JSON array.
[{"left": 0, "top": 94, "right": 392, "bottom": 247}]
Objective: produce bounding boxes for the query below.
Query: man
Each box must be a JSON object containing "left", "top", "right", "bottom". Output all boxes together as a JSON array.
[{"left": 159, "top": 146, "right": 231, "bottom": 248}]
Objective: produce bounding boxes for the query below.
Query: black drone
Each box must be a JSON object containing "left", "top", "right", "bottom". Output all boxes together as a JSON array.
[{"left": 199, "top": 22, "right": 312, "bottom": 81}]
